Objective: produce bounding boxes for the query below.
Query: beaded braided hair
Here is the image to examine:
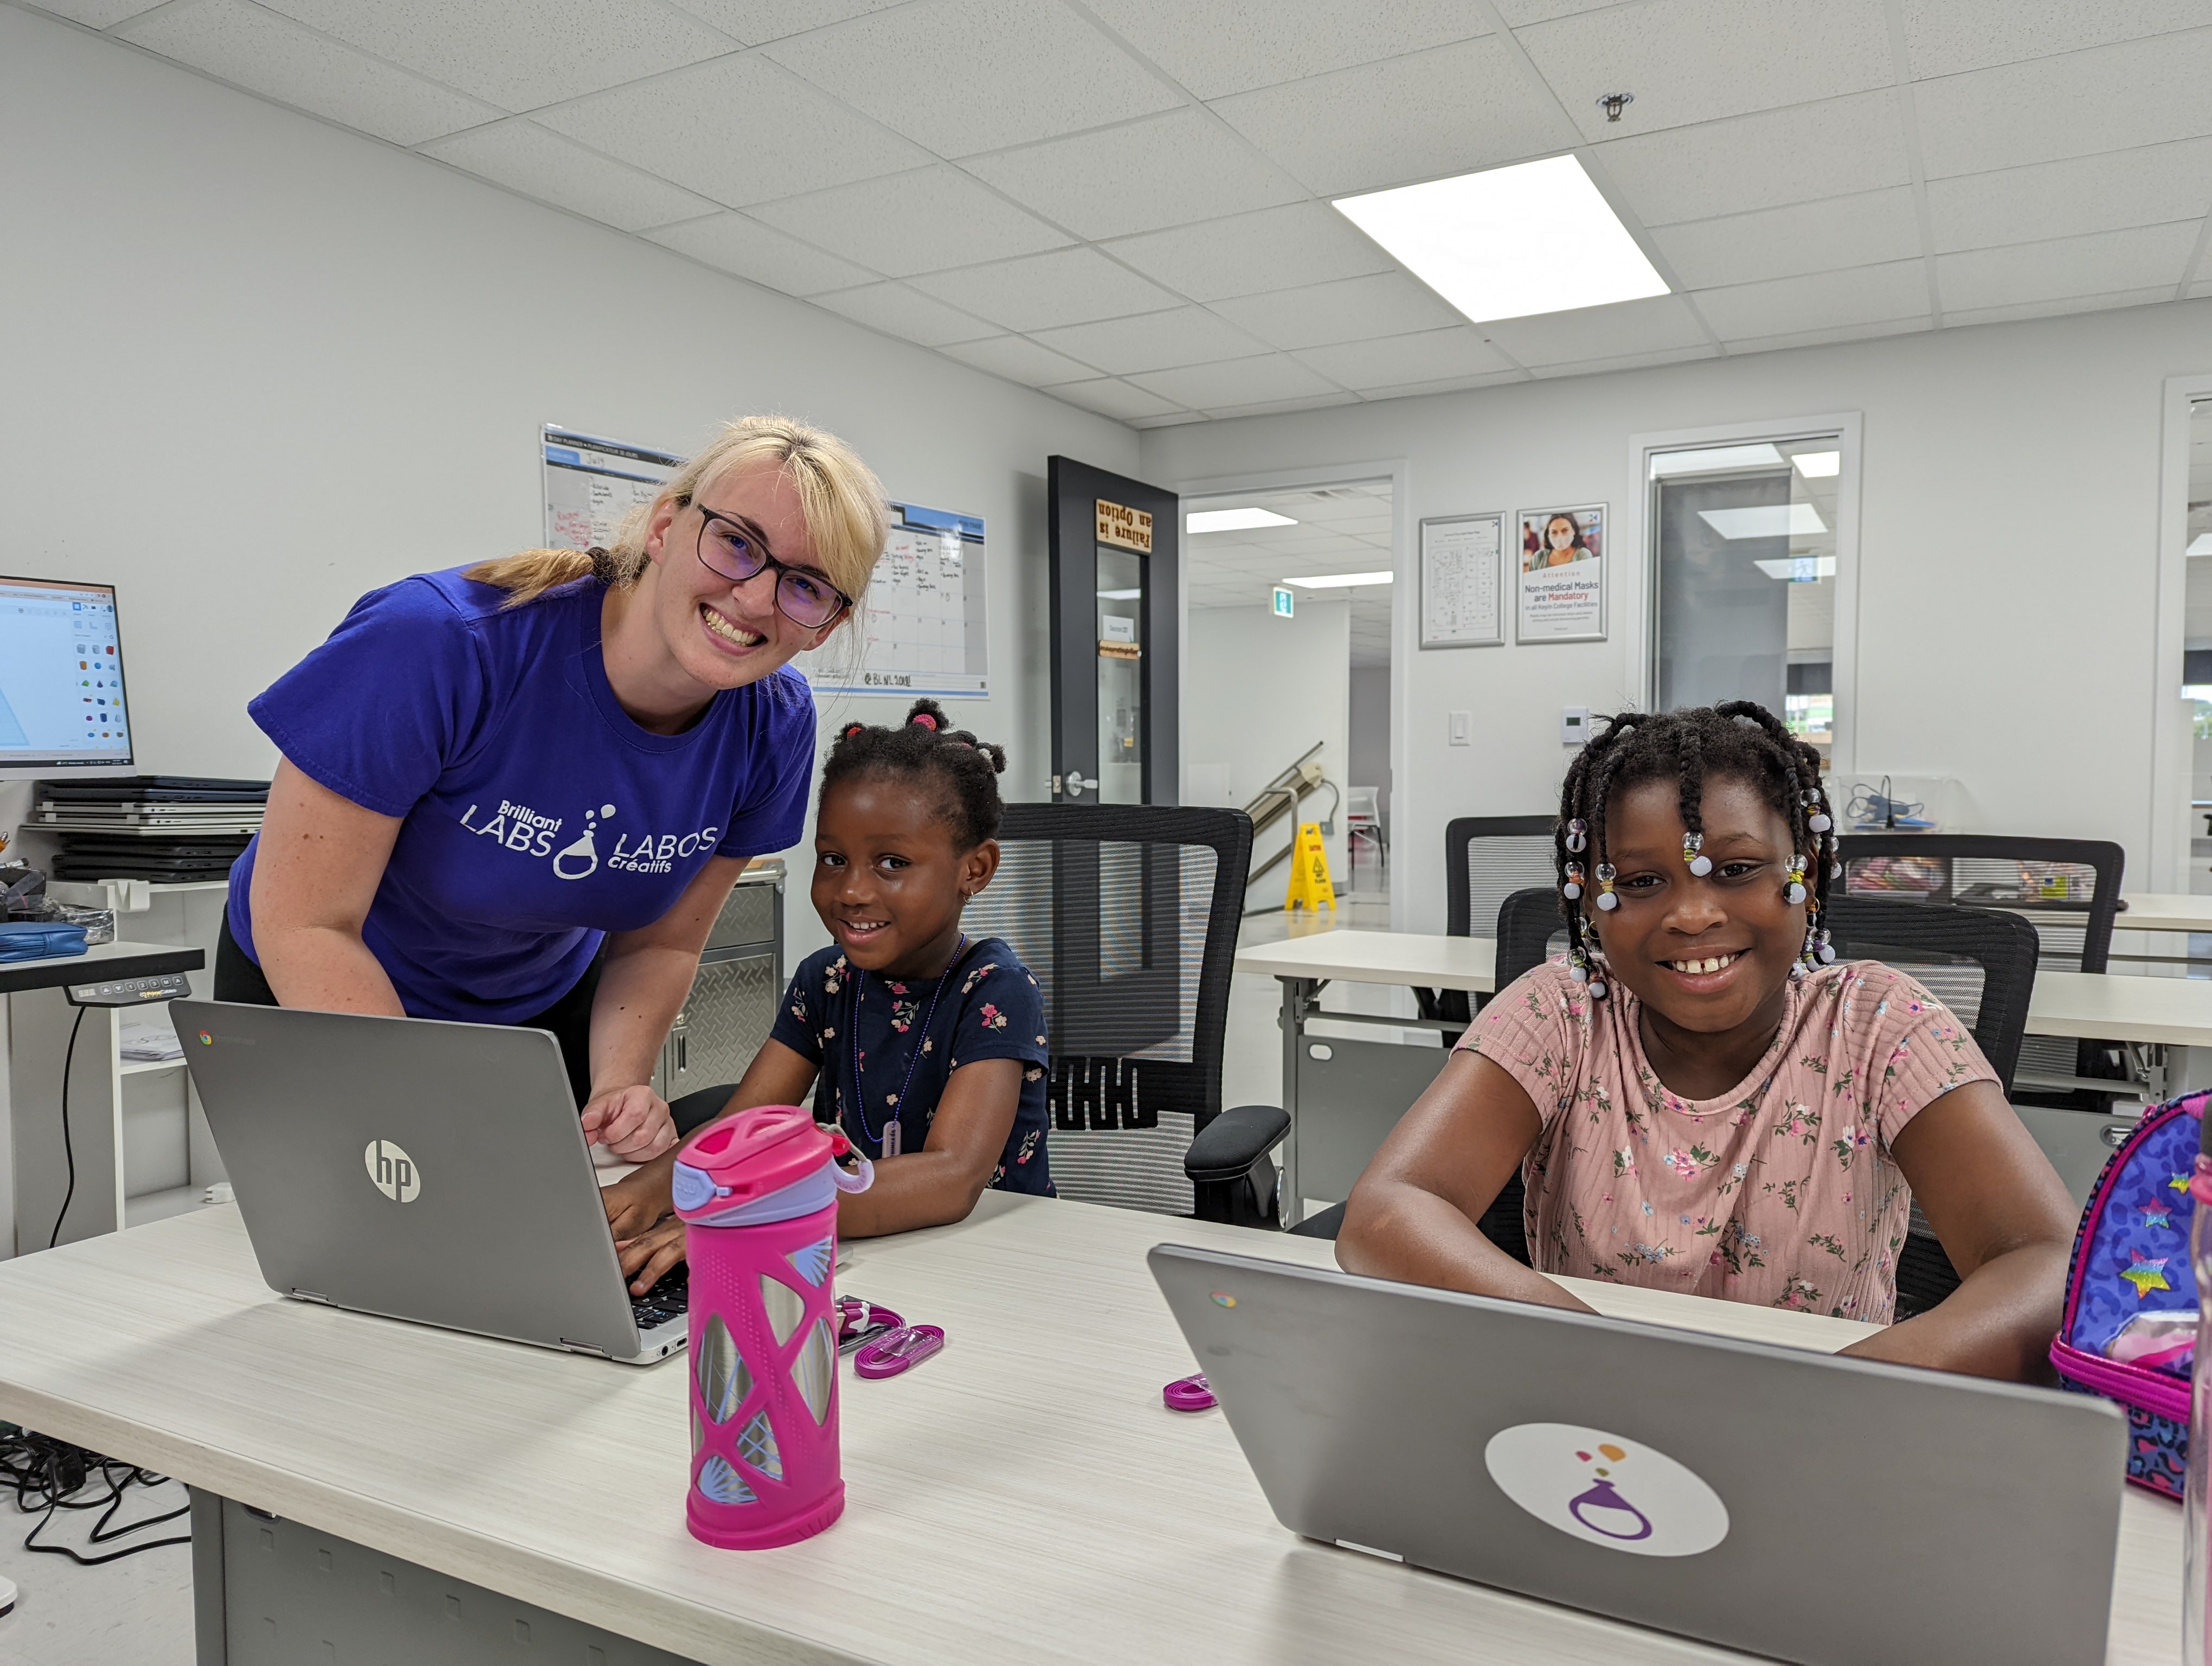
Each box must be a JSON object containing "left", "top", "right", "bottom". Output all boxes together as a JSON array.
[
  {"left": 819, "top": 698, "right": 1008, "bottom": 849},
  {"left": 1555, "top": 701, "right": 1837, "bottom": 998}
]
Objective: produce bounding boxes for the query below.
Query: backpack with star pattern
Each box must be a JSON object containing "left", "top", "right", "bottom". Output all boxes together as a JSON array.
[{"left": 2048, "top": 1090, "right": 2208, "bottom": 1498}]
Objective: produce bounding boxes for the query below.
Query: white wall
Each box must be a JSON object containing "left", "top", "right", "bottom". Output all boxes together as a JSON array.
[
  {"left": 1347, "top": 664, "right": 1391, "bottom": 835},
  {"left": 1185, "top": 600, "right": 1350, "bottom": 901},
  {"left": 0, "top": 5, "right": 1135, "bottom": 830},
  {"left": 1144, "top": 299, "right": 2212, "bottom": 931}
]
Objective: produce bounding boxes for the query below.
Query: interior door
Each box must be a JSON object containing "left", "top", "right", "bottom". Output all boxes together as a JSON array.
[{"left": 1046, "top": 457, "right": 1180, "bottom": 807}]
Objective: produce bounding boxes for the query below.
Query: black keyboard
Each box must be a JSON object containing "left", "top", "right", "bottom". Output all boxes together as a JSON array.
[{"left": 629, "top": 1264, "right": 690, "bottom": 1333}]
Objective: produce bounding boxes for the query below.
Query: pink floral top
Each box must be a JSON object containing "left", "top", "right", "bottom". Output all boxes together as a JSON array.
[{"left": 1458, "top": 959, "right": 1996, "bottom": 1322}]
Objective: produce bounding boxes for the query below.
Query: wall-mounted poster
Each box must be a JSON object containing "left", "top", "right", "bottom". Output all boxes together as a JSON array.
[
  {"left": 1419, "top": 512, "right": 1504, "bottom": 648},
  {"left": 1516, "top": 502, "right": 1607, "bottom": 643}
]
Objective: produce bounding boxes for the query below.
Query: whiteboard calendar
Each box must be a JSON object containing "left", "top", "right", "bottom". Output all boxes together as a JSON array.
[{"left": 799, "top": 502, "right": 989, "bottom": 700}]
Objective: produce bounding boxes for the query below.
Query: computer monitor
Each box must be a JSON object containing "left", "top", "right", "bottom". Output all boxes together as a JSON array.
[{"left": 0, "top": 574, "right": 136, "bottom": 780}]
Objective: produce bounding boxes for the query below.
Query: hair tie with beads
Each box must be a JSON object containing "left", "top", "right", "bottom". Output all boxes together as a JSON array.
[
  {"left": 840, "top": 722, "right": 867, "bottom": 740},
  {"left": 911, "top": 711, "right": 940, "bottom": 731},
  {"left": 1682, "top": 831, "right": 1711, "bottom": 876}
]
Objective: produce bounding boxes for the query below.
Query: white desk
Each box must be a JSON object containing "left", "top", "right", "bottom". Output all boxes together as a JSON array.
[
  {"left": 1236, "top": 931, "right": 2212, "bottom": 1213},
  {"left": 0, "top": 1195, "right": 2178, "bottom": 1664},
  {"left": 2116, "top": 894, "right": 2212, "bottom": 934}
]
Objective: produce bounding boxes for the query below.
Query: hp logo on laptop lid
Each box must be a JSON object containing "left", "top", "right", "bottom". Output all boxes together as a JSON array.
[{"left": 364, "top": 1139, "right": 421, "bottom": 1203}]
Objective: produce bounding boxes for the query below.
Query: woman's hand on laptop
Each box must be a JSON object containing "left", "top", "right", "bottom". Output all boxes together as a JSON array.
[{"left": 581, "top": 1084, "right": 678, "bottom": 1161}]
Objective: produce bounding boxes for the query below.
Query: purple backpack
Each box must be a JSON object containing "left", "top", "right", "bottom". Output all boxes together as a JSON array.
[{"left": 2049, "top": 1090, "right": 2209, "bottom": 1498}]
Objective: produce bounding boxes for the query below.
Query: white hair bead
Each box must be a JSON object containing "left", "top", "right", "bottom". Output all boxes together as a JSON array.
[
  {"left": 1596, "top": 891, "right": 1619, "bottom": 912},
  {"left": 1785, "top": 881, "right": 1808, "bottom": 905},
  {"left": 1818, "top": 941, "right": 1837, "bottom": 964},
  {"left": 1808, "top": 812, "right": 1832, "bottom": 834},
  {"left": 1569, "top": 962, "right": 1589, "bottom": 983},
  {"left": 1588, "top": 979, "right": 1607, "bottom": 998},
  {"left": 1562, "top": 881, "right": 1583, "bottom": 899},
  {"left": 1688, "top": 855, "right": 1712, "bottom": 876}
]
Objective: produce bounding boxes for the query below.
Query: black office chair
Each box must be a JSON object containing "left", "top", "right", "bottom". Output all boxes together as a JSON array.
[
  {"left": 960, "top": 804, "right": 1288, "bottom": 1228},
  {"left": 677, "top": 805, "right": 1285, "bottom": 1228},
  {"left": 1416, "top": 816, "right": 1558, "bottom": 1026},
  {"left": 1836, "top": 834, "right": 2124, "bottom": 1110}
]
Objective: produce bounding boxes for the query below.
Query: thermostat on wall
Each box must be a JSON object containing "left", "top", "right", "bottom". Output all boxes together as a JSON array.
[{"left": 1561, "top": 707, "right": 1591, "bottom": 747}]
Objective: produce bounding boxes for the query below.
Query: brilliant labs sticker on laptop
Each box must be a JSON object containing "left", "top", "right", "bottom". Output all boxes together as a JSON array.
[{"left": 1483, "top": 1423, "right": 1729, "bottom": 1558}]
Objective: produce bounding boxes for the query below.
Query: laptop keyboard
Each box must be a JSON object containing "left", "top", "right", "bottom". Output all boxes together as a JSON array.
[{"left": 630, "top": 1264, "right": 690, "bottom": 1334}]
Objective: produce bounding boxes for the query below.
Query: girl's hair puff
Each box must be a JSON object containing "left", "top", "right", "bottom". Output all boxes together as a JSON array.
[{"left": 820, "top": 699, "right": 1007, "bottom": 849}]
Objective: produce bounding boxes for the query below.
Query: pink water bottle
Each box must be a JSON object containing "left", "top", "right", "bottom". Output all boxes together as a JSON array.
[{"left": 671, "top": 1105, "right": 871, "bottom": 1550}]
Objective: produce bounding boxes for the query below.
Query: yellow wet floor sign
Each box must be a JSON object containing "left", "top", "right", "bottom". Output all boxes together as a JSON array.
[{"left": 1285, "top": 821, "right": 1336, "bottom": 912}]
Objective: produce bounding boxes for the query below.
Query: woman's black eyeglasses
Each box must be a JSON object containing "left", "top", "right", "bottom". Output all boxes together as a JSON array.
[{"left": 686, "top": 497, "right": 852, "bottom": 630}]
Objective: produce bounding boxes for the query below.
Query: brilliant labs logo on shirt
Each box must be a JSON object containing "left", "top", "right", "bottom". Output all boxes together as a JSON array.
[
  {"left": 1482, "top": 1423, "right": 1729, "bottom": 1557},
  {"left": 456, "top": 799, "right": 723, "bottom": 881}
]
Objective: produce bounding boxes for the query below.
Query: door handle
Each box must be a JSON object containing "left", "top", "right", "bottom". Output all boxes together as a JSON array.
[{"left": 1064, "top": 772, "right": 1095, "bottom": 798}]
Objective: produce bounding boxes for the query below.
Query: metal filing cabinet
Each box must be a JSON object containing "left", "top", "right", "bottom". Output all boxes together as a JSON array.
[{"left": 653, "top": 860, "right": 784, "bottom": 1102}]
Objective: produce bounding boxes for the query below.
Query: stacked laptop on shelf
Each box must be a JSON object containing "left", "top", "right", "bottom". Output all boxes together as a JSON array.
[{"left": 34, "top": 776, "right": 268, "bottom": 882}]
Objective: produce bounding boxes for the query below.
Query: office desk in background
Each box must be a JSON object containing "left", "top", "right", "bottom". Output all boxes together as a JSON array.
[
  {"left": 0, "top": 1192, "right": 2176, "bottom": 1664},
  {"left": 1236, "top": 930, "right": 2212, "bottom": 1218}
]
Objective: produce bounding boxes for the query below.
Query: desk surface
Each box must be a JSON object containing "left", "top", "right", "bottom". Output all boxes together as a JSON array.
[
  {"left": 1239, "top": 930, "right": 2212, "bottom": 1049},
  {"left": 0, "top": 1195, "right": 2177, "bottom": 1665},
  {"left": 0, "top": 935, "right": 204, "bottom": 996},
  {"left": 2119, "top": 893, "right": 2212, "bottom": 933}
]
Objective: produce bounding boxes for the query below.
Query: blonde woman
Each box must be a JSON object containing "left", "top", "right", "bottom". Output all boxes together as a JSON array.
[{"left": 216, "top": 416, "right": 886, "bottom": 1161}]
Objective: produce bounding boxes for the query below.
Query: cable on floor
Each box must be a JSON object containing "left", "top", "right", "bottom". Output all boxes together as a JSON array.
[{"left": 0, "top": 1427, "right": 190, "bottom": 1565}]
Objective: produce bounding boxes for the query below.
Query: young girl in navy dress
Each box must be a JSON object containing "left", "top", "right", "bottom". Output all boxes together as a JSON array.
[{"left": 607, "top": 700, "right": 1051, "bottom": 1291}]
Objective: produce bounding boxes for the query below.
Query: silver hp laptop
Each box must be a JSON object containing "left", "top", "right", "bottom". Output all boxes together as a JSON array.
[
  {"left": 177, "top": 1000, "right": 686, "bottom": 1366},
  {"left": 1150, "top": 1245, "right": 2124, "bottom": 1666}
]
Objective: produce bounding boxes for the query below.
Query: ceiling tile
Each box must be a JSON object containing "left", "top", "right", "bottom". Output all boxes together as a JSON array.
[
  {"left": 1210, "top": 272, "right": 1462, "bottom": 350},
  {"left": 1525, "top": 343, "right": 1719, "bottom": 377},
  {"left": 1210, "top": 36, "right": 1576, "bottom": 197},
  {"left": 766, "top": 0, "right": 1181, "bottom": 156},
  {"left": 937, "top": 334, "right": 1102, "bottom": 386},
  {"left": 1939, "top": 286, "right": 2177, "bottom": 330},
  {"left": 1201, "top": 392, "right": 1364, "bottom": 419},
  {"left": 964, "top": 109, "right": 1302, "bottom": 240},
  {"left": 1101, "top": 202, "right": 1395, "bottom": 302},
  {"left": 1650, "top": 188, "right": 1922, "bottom": 289},
  {"left": 908, "top": 246, "right": 1180, "bottom": 331},
  {"left": 1360, "top": 369, "right": 1533, "bottom": 400},
  {"left": 1592, "top": 89, "right": 1912, "bottom": 225},
  {"left": 1934, "top": 222, "right": 2203, "bottom": 311},
  {"left": 666, "top": 0, "right": 901, "bottom": 46},
  {"left": 1521, "top": 0, "right": 1894, "bottom": 142},
  {"left": 1031, "top": 307, "right": 1270, "bottom": 374},
  {"left": 1715, "top": 316, "right": 1930, "bottom": 354},
  {"left": 25, "top": 0, "right": 166, "bottom": 25},
  {"left": 811, "top": 280, "right": 999, "bottom": 346},
  {"left": 1494, "top": 0, "right": 1618, "bottom": 19},
  {"left": 1899, "top": 0, "right": 2212, "bottom": 79},
  {"left": 1041, "top": 377, "right": 1188, "bottom": 421},
  {"left": 1129, "top": 412, "right": 1210, "bottom": 428},
  {"left": 1080, "top": 0, "right": 1489, "bottom": 99},
  {"left": 644, "top": 212, "right": 878, "bottom": 294},
  {"left": 116, "top": 0, "right": 497, "bottom": 145},
  {"left": 1925, "top": 137, "right": 2212, "bottom": 253},
  {"left": 748, "top": 165, "right": 1071, "bottom": 275},
  {"left": 1692, "top": 259, "right": 1930, "bottom": 339},
  {"left": 1474, "top": 293, "right": 1709, "bottom": 363},
  {"left": 255, "top": 0, "right": 734, "bottom": 110},
  {"left": 420, "top": 120, "right": 717, "bottom": 231},
  {"left": 1916, "top": 29, "right": 2212, "bottom": 177},
  {"left": 1130, "top": 354, "right": 1342, "bottom": 409},
  {"left": 2192, "top": 280, "right": 2212, "bottom": 299},
  {"left": 538, "top": 56, "right": 927, "bottom": 206},
  {"left": 1294, "top": 328, "right": 1517, "bottom": 389}
]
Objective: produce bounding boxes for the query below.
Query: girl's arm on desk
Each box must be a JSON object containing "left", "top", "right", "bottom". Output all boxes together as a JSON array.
[{"left": 1336, "top": 1050, "right": 1598, "bottom": 1315}]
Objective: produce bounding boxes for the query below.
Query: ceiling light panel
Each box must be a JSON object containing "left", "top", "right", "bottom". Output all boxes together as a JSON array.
[
  {"left": 1188, "top": 508, "right": 1298, "bottom": 534},
  {"left": 1285, "top": 571, "right": 1393, "bottom": 588},
  {"left": 1699, "top": 504, "right": 1830, "bottom": 540},
  {"left": 1792, "top": 451, "right": 1842, "bottom": 478},
  {"left": 1335, "top": 157, "right": 1666, "bottom": 323},
  {"left": 1752, "top": 556, "right": 1838, "bottom": 581}
]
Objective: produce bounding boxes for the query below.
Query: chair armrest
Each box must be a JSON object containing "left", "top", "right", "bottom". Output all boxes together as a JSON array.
[{"left": 1184, "top": 1104, "right": 1291, "bottom": 1183}]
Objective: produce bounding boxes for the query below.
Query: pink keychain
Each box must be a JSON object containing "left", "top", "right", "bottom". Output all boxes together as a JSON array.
[
  {"left": 853, "top": 1324, "right": 946, "bottom": 1379},
  {"left": 1163, "top": 1373, "right": 1216, "bottom": 1412}
]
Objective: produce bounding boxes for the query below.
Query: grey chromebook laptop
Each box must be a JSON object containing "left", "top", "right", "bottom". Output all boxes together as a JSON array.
[
  {"left": 176, "top": 1000, "right": 686, "bottom": 1366},
  {"left": 1150, "top": 1245, "right": 2125, "bottom": 1666}
]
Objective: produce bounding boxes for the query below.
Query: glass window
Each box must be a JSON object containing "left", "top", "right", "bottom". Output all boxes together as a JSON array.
[
  {"left": 1650, "top": 435, "right": 1844, "bottom": 757},
  {"left": 1095, "top": 545, "right": 1145, "bottom": 805}
]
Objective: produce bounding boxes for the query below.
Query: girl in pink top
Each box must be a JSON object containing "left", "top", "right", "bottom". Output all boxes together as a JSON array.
[{"left": 1338, "top": 702, "right": 2076, "bottom": 1382}]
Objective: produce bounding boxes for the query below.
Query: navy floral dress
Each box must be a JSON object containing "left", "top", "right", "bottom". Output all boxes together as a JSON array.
[{"left": 770, "top": 937, "right": 1054, "bottom": 1195}]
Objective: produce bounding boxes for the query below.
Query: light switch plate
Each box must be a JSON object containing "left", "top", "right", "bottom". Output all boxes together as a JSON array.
[{"left": 1449, "top": 710, "right": 1471, "bottom": 746}]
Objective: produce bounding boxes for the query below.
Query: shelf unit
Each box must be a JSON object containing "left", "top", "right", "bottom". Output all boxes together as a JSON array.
[{"left": 5, "top": 881, "right": 229, "bottom": 1256}]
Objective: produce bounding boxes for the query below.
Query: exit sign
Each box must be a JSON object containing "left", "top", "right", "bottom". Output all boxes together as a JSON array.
[{"left": 1272, "top": 586, "right": 1294, "bottom": 618}]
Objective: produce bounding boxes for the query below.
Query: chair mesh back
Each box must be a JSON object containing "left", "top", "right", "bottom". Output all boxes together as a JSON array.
[
  {"left": 1837, "top": 836, "right": 2121, "bottom": 1094},
  {"left": 1819, "top": 898, "right": 2039, "bottom": 1095},
  {"left": 963, "top": 805, "right": 1251, "bottom": 1216},
  {"left": 1445, "top": 817, "right": 1559, "bottom": 939}
]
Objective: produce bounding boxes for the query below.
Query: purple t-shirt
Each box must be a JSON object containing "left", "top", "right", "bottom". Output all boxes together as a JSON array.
[{"left": 227, "top": 567, "right": 815, "bottom": 1024}]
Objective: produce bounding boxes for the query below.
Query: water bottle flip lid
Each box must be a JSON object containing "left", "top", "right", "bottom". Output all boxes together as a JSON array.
[{"left": 671, "top": 1104, "right": 856, "bottom": 1221}]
